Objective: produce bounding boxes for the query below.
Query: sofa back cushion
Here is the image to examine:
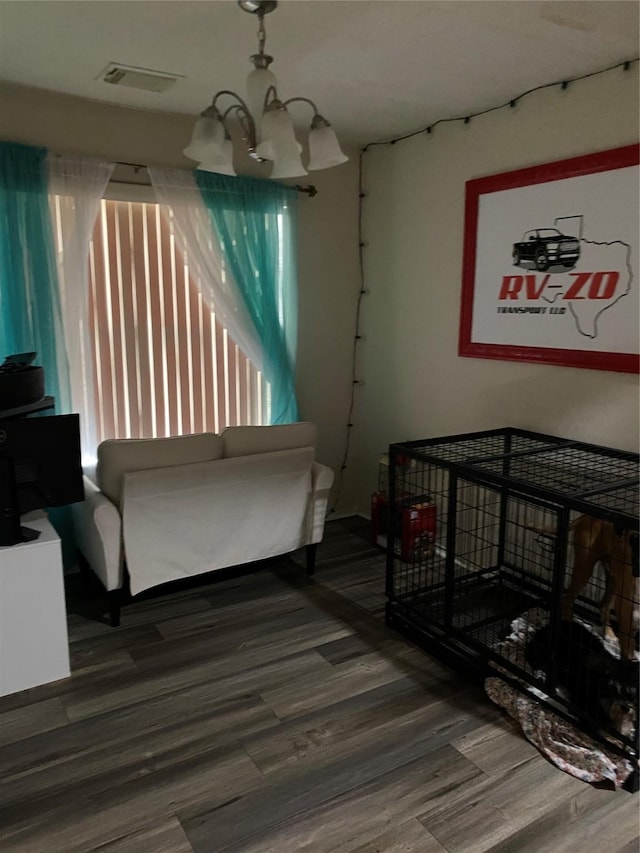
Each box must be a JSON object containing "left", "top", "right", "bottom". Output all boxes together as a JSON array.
[
  {"left": 97, "top": 432, "right": 223, "bottom": 507},
  {"left": 222, "top": 422, "right": 317, "bottom": 458}
]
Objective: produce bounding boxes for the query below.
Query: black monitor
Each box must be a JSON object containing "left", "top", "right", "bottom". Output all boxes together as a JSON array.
[{"left": 0, "top": 413, "right": 84, "bottom": 546}]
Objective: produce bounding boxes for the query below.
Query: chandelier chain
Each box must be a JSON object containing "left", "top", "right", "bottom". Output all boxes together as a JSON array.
[{"left": 257, "top": 13, "right": 267, "bottom": 57}]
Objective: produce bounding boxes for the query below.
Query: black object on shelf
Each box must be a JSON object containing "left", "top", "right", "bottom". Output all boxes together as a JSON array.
[
  {"left": 0, "top": 352, "right": 45, "bottom": 410},
  {"left": 0, "top": 396, "right": 55, "bottom": 421}
]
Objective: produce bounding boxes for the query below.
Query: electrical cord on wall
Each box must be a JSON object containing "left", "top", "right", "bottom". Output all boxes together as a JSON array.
[
  {"left": 327, "top": 57, "right": 639, "bottom": 517},
  {"left": 327, "top": 148, "right": 369, "bottom": 516}
]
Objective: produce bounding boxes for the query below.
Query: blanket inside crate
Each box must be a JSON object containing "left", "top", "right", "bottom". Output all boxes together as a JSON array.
[{"left": 484, "top": 607, "right": 636, "bottom": 788}]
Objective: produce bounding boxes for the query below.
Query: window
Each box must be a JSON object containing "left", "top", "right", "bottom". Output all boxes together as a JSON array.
[{"left": 53, "top": 197, "right": 266, "bottom": 444}]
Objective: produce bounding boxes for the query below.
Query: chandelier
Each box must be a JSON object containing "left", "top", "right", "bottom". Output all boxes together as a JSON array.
[{"left": 183, "top": 0, "right": 348, "bottom": 179}]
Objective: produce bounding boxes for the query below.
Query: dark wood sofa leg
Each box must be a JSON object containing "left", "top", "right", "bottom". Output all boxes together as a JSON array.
[
  {"left": 108, "top": 590, "right": 121, "bottom": 628},
  {"left": 306, "top": 543, "right": 318, "bottom": 576}
]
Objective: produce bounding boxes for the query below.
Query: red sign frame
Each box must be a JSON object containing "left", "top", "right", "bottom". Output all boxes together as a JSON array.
[{"left": 458, "top": 144, "right": 640, "bottom": 373}]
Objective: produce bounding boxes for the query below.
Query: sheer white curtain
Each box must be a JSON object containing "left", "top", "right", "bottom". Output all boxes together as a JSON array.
[
  {"left": 47, "top": 154, "right": 115, "bottom": 463},
  {"left": 147, "top": 167, "right": 264, "bottom": 372}
]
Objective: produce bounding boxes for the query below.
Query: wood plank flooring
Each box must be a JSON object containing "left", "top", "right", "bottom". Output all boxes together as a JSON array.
[{"left": 0, "top": 516, "right": 637, "bottom": 852}]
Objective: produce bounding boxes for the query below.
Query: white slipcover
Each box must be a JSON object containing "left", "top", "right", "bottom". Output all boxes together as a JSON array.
[
  {"left": 122, "top": 447, "right": 314, "bottom": 595},
  {"left": 72, "top": 423, "right": 334, "bottom": 599}
]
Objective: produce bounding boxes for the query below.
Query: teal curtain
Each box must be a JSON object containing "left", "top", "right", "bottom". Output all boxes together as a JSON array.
[
  {"left": 0, "top": 141, "right": 74, "bottom": 565},
  {"left": 194, "top": 171, "right": 299, "bottom": 424},
  {"left": 0, "top": 141, "right": 71, "bottom": 411}
]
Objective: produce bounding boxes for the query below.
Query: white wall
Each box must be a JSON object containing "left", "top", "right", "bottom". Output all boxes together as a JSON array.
[
  {"left": 0, "top": 82, "right": 361, "bottom": 489},
  {"left": 346, "top": 67, "right": 640, "bottom": 514}
]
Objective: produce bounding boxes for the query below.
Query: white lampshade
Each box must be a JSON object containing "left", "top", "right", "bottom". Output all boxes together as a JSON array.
[
  {"left": 269, "top": 142, "right": 308, "bottom": 179},
  {"left": 255, "top": 105, "right": 298, "bottom": 161},
  {"left": 307, "top": 124, "right": 349, "bottom": 171},
  {"left": 256, "top": 137, "right": 303, "bottom": 162},
  {"left": 183, "top": 114, "right": 226, "bottom": 162},
  {"left": 259, "top": 105, "right": 307, "bottom": 177},
  {"left": 197, "top": 137, "right": 236, "bottom": 175},
  {"left": 246, "top": 67, "right": 277, "bottom": 129}
]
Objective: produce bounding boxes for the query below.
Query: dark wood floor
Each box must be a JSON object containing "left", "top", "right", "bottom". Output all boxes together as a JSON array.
[{"left": 0, "top": 517, "right": 638, "bottom": 852}]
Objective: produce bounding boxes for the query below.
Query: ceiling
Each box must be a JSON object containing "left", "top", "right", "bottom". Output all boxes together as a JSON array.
[{"left": 0, "top": 1, "right": 638, "bottom": 147}]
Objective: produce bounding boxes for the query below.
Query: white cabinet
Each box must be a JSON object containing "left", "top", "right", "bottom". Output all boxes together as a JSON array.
[{"left": 0, "top": 515, "right": 70, "bottom": 696}]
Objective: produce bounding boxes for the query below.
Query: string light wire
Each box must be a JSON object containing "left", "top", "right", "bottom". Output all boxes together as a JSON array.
[
  {"left": 328, "top": 150, "right": 368, "bottom": 512},
  {"left": 364, "top": 58, "right": 637, "bottom": 149}
]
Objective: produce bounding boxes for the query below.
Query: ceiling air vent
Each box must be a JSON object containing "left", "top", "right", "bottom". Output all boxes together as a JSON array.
[{"left": 99, "top": 63, "right": 183, "bottom": 93}]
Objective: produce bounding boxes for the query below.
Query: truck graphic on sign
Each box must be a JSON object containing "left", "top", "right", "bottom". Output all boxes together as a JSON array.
[{"left": 512, "top": 227, "right": 581, "bottom": 272}]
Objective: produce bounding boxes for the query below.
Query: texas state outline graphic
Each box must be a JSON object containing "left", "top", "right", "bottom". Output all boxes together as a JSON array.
[{"left": 539, "top": 215, "right": 634, "bottom": 339}]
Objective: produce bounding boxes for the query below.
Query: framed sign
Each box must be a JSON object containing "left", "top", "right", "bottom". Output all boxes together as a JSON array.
[{"left": 459, "top": 144, "right": 639, "bottom": 373}]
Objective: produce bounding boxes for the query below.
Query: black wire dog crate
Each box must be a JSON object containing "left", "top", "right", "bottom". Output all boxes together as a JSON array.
[{"left": 385, "top": 427, "right": 639, "bottom": 788}]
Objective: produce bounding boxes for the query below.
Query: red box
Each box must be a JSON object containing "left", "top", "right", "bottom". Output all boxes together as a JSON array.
[{"left": 371, "top": 491, "right": 437, "bottom": 562}]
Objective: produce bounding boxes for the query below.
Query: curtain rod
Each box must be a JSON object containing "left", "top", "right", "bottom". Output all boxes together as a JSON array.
[{"left": 115, "top": 161, "right": 318, "bottom": 197}]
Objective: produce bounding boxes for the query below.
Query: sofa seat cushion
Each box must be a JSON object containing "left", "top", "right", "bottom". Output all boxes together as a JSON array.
[
  {"left": 121, "top": 446, "right": 314, "bottom": 595},
  {"left": 97, "top": 432, "right": 223, "bottom": 508},
  {"left": 222, "top": 422, "right": 317, "bottom": 458}
]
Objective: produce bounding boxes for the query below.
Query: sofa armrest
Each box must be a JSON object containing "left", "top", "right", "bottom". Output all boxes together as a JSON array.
[
  {"left": 307, "top": 462, "right": 335, "bottom": 544},
  {"left": 71, "top": 475, "right": 123, "bottom": 592}
]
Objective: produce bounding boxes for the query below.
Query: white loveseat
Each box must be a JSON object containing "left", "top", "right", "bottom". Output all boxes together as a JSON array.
[{"left": 72, "top": 422, "right": 334, "bottom": 626}]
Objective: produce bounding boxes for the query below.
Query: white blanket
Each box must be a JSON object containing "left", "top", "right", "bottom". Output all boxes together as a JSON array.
[{"left": 122, "top": 447, "right": 314, "bottom": 595}]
